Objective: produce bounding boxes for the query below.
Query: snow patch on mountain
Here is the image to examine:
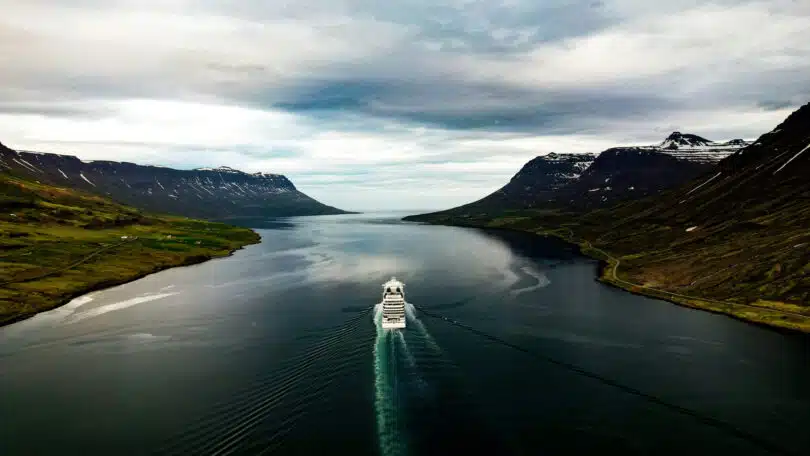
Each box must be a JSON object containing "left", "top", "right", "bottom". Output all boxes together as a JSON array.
[
  {"left": 773, "top": 142, "right": 810, "bottom": 174},
  {"left": 687, "top": 172, "right": 721, "bottom": 195},
  {"left": 653, "top": 132, "right": 751, "bottom": 163},
  {"left": 79, "top": 173, "right": 96, "bottom": 187}
]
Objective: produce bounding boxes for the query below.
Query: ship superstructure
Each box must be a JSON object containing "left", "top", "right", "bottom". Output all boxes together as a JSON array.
[{"left": 381, "top": 277, "right": 406, "bottom": 329}]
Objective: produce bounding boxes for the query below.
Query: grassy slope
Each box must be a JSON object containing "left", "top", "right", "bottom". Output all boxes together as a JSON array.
[
  {"left": 0, "top": 173, "right": 260, "bottom": 326},
  {"left": 406, "top": 104, "right": 810, "bottom": 333},
  {"left": 408, "top": 208, "right": 810, "bottom": 333}
]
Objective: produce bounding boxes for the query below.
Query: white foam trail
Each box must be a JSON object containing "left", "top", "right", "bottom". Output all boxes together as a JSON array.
[
  {"left": 36, "top": 295, "right": 95, "bottom": 321},
  {"left": 68, "top": 292, "right": 179, "bottom": 323},
  {"left": 64, "top": 295, "right": 95, "bottom": 311},
  {"left": 510, "top": 267, "right": 551, "bottom": 296},
  {"left": 405, "top": 303, "right": 443, "bottom": 355},
  {"left": 3, "top": 295, "right": 96, "bottom": 336},
  {"left": 397, "top": 331, "right": 428, "bottom": 394},
  {"left": 373, "top": 309, "right": 406, "bottom": 456},
  {"left": 396, "top": 331, "right": 416, "bottom": 369}
]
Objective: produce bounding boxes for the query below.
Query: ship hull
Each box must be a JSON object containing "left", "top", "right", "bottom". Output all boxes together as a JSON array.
[{"left": 381, "top": 318, "right": 406, "bottom": 330}]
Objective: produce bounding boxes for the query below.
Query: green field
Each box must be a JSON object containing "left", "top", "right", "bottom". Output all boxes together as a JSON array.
[{"left": 0, "top": 173, "right": 260, "bottom": 326}]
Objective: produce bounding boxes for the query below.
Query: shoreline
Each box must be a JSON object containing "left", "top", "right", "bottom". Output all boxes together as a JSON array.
[
  {"left": 407, "top": 218, "right": 810, "bottom": 334},
  {"left": 0, "top": 231, "right": 261, "bottom": 329}
]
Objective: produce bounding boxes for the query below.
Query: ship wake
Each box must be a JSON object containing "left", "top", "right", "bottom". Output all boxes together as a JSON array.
[{"left": 373, "top": 305, "right": 407, "bottom": 456}]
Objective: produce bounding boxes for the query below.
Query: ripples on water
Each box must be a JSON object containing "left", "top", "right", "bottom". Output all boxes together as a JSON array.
[
  {"left": 153, "top": 300, "right": 509, "bottom": 456},
  {"left": 3, "top": 214, "right": 809, "bottom": 456},
  {"left": 155, "top": 309, "right": 372, "bottom": 456}
]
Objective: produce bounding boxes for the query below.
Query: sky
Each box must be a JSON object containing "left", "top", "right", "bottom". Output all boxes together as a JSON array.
[{"left": 1, "top": 0, "right": 809, "bottom": 211}]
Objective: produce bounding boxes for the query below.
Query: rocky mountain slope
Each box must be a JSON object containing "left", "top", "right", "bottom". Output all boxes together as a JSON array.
[
  {"left": 577, "top": 105, "right": 810, "bottom": 302},
  {"left": 442, "top": 152, "right": 595, "bottom": 213},
  {"left": 562, "top": 147, "right": 710, "bottom": 208},
  {"left": 406, "top": 103, "right": 810, "bottom": 331},
  {"left": 412, "top": 132, "right": 748, "bottom": 218},
  {"left": 0, "top": 145, "right": 347, "bottom": 222}
]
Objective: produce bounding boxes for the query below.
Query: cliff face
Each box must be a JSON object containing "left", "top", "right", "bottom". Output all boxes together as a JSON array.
[{"left": 0, "top": 146, "right": 348, "bottom": 221}]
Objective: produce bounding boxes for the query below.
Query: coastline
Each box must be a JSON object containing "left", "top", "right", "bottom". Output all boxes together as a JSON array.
[
  {"left": 406, "top": 217, "right": 810, "bottom": 334},
  {"left": 0, "top": 229, "right": 261, "bottom": 328}
]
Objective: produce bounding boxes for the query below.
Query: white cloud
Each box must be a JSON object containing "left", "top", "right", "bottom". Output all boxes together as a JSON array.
[
  {"left": 459, "top": 3, "right": 810, "bottom": 90},
  {"left": 0, "top": 0, "right": 808, "bottom": 212}
]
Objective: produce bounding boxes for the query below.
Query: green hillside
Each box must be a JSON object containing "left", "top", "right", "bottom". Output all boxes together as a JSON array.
[
  {"left": 407, "top": 103, "right": 810, "bottom": 332},
  {"left": 0, "top": 172, "right": 260, "bottom": 326}
]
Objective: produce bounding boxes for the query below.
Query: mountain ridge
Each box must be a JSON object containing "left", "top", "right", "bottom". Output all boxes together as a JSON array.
[
  {"left": 0, "top": 144, "right": 349, "bottom": 223},
  {"left": 405, "top": 102, "right": 810, "bottom": 332},
  {"left": 411, "top": 131, "right": 749, "bottom": 218}
]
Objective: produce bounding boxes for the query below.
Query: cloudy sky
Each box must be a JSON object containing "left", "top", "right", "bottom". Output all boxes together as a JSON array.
[{"left": 1, "top": 0, "right": 808, "bottom": 211}]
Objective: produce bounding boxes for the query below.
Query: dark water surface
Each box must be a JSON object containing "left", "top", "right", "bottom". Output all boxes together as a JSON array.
[{"left": 2, "top": 213, "right": 809, "bottom": 455}]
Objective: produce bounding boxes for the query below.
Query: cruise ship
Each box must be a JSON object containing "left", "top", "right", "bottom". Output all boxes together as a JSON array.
[{"left": 380, "top": 277, "right": 406, "bottom": 329}]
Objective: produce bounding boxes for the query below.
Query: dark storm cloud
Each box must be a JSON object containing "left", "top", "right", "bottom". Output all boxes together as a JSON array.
[
  {"left": 758, "top": 100, "right": 794, "bottom": 111},
  {"left": 270, "top": 77, "right": 680, "bottom": 134}
]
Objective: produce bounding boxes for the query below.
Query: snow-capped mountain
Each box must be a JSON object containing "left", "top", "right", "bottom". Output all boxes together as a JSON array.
[
  {"left": 660, "top": 131, "right": 714, "bottom": 149},
  {"left": 654, "top": 131, "right": 751, "bottom": 163},
  {"left": 437, "top": 152, "right": 596, "bottom": 213},
  {"left": 564, "top": 147, "right": 710, "bottom": 208},
  {"left": 406, "top": 132, "right": 751, "bottom": 217},
  {"left": 0, "top": 146, "right": 347, "bottom": 221},
  {"left": 407, "top": 101, "right": 810, "bottom": 312}
]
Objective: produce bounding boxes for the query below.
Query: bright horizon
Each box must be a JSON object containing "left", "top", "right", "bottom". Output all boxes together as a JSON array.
[{"left": 1, "top": 1, "right": 808, "bottom": 211}]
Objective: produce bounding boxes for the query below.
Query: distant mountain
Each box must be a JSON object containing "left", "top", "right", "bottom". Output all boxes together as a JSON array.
[
  {"left": 408, "top": 132, "right": 749, "bottom": 219},
  {"left": 442, "top": 152, "right": 595, "bottom": 213},
  {"left": 0, "top": 146, "right": 348, "bottom": 222},
  {"left": 655, "top": 131, "right": 752, "bottom": 163},
  {"left": 0, "top": 157, "right": 259, "bottom": 325},
  {"left": 660, "top": 131, "right": 713, "bottom": 148}
]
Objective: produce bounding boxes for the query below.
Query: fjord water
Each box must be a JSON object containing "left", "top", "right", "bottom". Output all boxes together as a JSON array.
[{"left": 1, "top": 214, "right": 808, "bottom": 456}]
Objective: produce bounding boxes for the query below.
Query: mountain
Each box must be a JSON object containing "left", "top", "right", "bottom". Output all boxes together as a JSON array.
[
  {"left": 0, "top": 164, "right": 259, "bottom": 325},
  {"left": 441, "top": 152, "right": 595, "bottom": 213},
  {"left": 657, "top": 132, "right": 752, "bottom": 163},
  {"left": 559, "top": 132, "right": 750, "bottom": 206},
  {"left": 411, "top": 132, "right": 748, "bottom": 218},
  {"left": 0, "top": 146, "right": 348, "bottom": 223},
  {"left": 563, "top": 147, "right": 711, "bottom": 208},
  {"left": 567, "top": 103, "right": 810, "bottom": 316},
  {"left": 659, "top": 131, "right": 713, "bottom": 148},
  {"left": 405, "top": 102, "right": 810, "bottom": 331}
]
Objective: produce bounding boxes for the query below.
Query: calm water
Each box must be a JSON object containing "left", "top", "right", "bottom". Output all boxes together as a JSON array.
[{"left": 1, "top": 213, "right": 809, "bottom": 455}]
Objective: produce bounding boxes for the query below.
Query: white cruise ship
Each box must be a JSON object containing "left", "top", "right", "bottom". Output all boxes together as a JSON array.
[{"left": 380, "top": 277, "right": 406, "bottom": 329}]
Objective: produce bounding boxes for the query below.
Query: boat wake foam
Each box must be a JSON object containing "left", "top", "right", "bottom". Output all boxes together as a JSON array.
[{"left": 373, "top": 308, "right": 407, "bottom": 456}]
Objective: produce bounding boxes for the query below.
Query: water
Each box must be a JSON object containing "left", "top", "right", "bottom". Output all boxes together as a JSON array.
[{"left": 1, "top": 213, "right": 809, "bottom": 455}]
